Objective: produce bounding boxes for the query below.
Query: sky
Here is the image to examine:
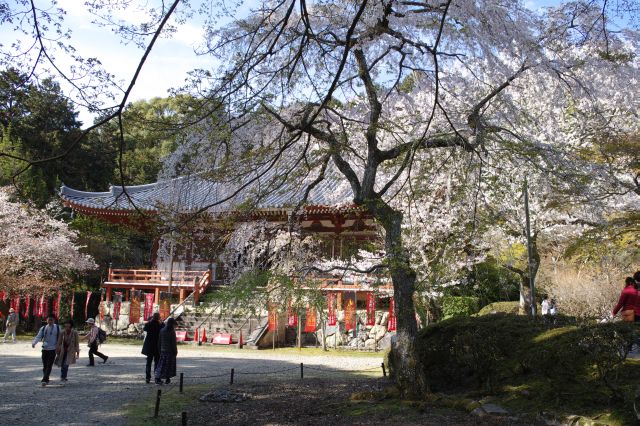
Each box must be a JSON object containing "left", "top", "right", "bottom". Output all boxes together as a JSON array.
[{"left": 1, "top": 0, "right": 565, "bottom": 126}]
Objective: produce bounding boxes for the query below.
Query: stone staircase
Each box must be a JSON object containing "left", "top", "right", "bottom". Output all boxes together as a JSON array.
[{"left": 176, "top": 309, "right": 264, "bottom": 345}]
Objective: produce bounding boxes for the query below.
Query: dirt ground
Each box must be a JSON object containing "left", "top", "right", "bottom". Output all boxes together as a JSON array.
[{"left": 188, "top": 378, "right": 542, "bottom": 425}]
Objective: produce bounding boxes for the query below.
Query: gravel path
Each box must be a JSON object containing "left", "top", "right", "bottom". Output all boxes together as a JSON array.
[{"left": 0, "top": 341, "right": 383, "bottom": 425}]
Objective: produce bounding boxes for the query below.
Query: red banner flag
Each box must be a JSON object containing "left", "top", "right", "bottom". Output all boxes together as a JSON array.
[
  {"left": 129, "top": 290, "right": 141, "bottom": 324},
  {"left": 268, "top": 303, "right": 278, "bottom": 331},
  {"left": 144, "top": 293, "right": 155, "bottom": 321},
  {"left": 85, "top": 291, "right": 92, "bottom": 320},
  {"left": 344, "top": 292, "right": 356, "bottom": 331},
  {"left": 10, "top": 296, "right": 20, "bottom": 313},
  {"left": 53, "top": 292, "right": 62, "bottom": 320},
  {"left": 0, "top": 291, "right": 6, "bottom": 302},
  {"left": 387, "top": 298, "right": 397, "bottom": 332},
  {"left": 304, "top": 306, "right": 317, "bottom": 333},
  {"left": 287, "top": 301, "right": 298, "bottom": 327},
  {"left": 99, "top": 301, "right": 106, "bottom": 322},
  {"left": 41, "top": 296, "right": 49, "bottom": 318},
  {"left": 113, "top": 292, "right": 122, "bottom": 321},
  {"left": 70, "top": 293, "right": 75, "bottom": 319},
  {"left": 158, "top": 291, "right": 171, "bottom": 321},
  {"left": 37, "top": 294, "right": 45, "bottom": 317},
  {"left": 22, "top": 295, "right": 30, "bottom": 319},
  {"left": 327, "top": 293, "right": 337, "bottom": 326},
  {"left": 366, "top": 293, "right": 376, "bottom": 326}
]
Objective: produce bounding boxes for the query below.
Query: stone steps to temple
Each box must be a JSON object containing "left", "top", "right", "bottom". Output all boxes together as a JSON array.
[{"left": 175, "top": 311, "right": 263, "bottom": 344}]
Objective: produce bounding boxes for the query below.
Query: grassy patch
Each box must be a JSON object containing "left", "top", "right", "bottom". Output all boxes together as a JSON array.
[
  {"left": 124, "top": 384, "right": 209, "bottom": 426},
  {"left": 477, "top": 301, "right": 520, "bottom": 316}
]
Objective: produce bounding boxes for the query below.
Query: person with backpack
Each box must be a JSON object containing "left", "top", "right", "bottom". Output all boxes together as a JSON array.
[
  {"left": 2, "top": 307, "right": 18, "bottom": 343},
  {"left": 31, "top": 315, "right": 60, "bottom": 386},
  {"left": 154, "top": 317, "right": 177, "bottom": 385},
  {"left": 142, "top": 312, "right": 163, "bottom": 384},
  {"left": 84, "top": 318, "right": 108, "bottom": 366},
  {"left": 54, "top": 320, "right": 80, "bottom": 382}
]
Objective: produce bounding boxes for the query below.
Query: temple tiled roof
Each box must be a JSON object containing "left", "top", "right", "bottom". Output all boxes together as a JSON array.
[{"left": 60, "top": 173, "right": 355, "bottom": 215}]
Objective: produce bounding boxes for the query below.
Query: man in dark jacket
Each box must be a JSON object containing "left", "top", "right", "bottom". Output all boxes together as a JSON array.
[{"left": 142, "top": 312, "right": 163, "bottom": 383}]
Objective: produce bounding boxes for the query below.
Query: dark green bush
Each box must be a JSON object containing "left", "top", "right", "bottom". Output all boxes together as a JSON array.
[{"left": 412, "top": 314, "right": 639, "bottom": 422}]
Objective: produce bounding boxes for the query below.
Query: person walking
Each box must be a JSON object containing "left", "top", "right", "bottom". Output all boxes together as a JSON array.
[
  {"left": 541, "top": 296, "right": 550, "bottom": 316},
  {"left": 612, "top": 277, "right": 638, "bottom": 322},
  {"left": 154, "top": 317, "right": 177, "bottom": 385},
  {"left": 54, "top": 320, "right": 80, "bottom": 382},
  {"left": 32, "top": 315, "right": 60, "bottom": 386},
  {"left": 2, "top": 307, "right": 18, "bottom": 343},
  {"left": 84, "top": 318, "right": 108, "bottom": 366},
  {"left": 142, "top": 312, "right": 163, "bottom": 384}
]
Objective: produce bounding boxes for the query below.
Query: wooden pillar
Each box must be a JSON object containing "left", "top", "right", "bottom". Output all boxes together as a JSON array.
[
  {"left": 124, "top": 289, "right": 129, "bottom": 302},
  {"left": 106, "top": 287, "right": 112, "bottom": 302},
  {"left": 193, "top": 277, "right": 199, "bottom": 305},
  {"left": 155, "top": 287, "right": 160, "bottom": 304},
  {"left": 179, "top": 288, "right": 185, "bottom": 303}
]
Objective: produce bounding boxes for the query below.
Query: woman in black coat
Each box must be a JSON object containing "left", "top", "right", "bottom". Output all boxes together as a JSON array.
[
  {"left": 154, "top": 317, "right": 177, "bottom": 385},
  {"left": 142, "top": 312, "right": 163, "bottom": 383}
]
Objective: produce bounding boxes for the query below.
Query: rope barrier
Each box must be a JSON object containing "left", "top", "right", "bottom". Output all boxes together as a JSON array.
[
  {"left": 148, "top": 362, "right": 388, "bottom": 421},
  {"left": 236, "top": 366, "right": 299, "bottom": 375},
  {"left": 185, "top": 373, "right": 230, "bottom": 379},
  {"left": 303, "top": 364, "right": 381, "bottom": 373}
]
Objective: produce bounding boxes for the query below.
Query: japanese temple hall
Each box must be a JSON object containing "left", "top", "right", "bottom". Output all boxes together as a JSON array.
[{"left": 60, "top": 174, "right": 393, "bottom": 306}]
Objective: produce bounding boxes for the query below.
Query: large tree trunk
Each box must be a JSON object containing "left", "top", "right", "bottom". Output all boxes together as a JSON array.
[
  {"left": 519, "top": 233, "right": 541, "bottom": 315},
  {"left": 519, "top": 274, "right": 532, "bottom": 315},
  {"left": 374, "top": 203, "right": 428, "bottom": 397}
]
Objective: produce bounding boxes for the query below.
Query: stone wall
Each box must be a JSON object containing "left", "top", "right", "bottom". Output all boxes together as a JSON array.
[
  {"left": 95, "top": 302, "right": 150, "bottom": 335},
  {"left": 319, "top": 309, "right": 394, "bottom": 350}
]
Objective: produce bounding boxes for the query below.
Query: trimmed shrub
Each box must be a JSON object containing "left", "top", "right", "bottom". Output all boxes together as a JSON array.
[{"left": 441, "top": 296, "right": 479, "bottom": 319}]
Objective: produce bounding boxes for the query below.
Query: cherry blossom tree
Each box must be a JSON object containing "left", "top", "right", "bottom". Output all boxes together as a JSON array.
[
  {"left": 0, "top": 188, "right": 97, "bottom": 295},
  {"left": 146, "top": 0, "right": 639, "bottom": 394}
]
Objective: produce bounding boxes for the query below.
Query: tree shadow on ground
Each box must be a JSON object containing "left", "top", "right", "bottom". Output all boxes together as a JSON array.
[{"left": 126, "top": 356, "right": 539, "bottom": 426}]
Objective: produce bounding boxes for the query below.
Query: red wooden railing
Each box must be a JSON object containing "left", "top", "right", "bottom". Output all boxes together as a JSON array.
[
  {"left": 105, "top": 268, "right": 392, "bottom": 293},
  {"left": 107, "top": 268, "right": 206, "bottom": 287}
]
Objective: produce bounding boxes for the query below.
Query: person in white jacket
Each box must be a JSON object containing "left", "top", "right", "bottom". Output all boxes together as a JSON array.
[{"left": 32, "top": 315, "right": 60, "bottom": 386}]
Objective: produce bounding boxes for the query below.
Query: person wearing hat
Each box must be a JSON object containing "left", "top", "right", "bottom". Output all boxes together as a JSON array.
[
  {"left": 83, "top": 318, "right": 108, "bottom": 366},
  {"left": 32, "top": 315, "right": 60, "bottom": 385},
  {"left": 2, "top": 307, "right": 18, "bottom": 343}
]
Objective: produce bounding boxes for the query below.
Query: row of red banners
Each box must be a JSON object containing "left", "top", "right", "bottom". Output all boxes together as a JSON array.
[
  {"left": 2, "top": 290, "right": 162, "bottom": 324},
  {"left": 269, "top": 304, "right": 319, "bottom": 333},
  {"left": 269, "top": 293, "right": 396, "bottom": 333}
]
